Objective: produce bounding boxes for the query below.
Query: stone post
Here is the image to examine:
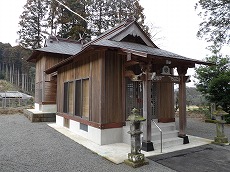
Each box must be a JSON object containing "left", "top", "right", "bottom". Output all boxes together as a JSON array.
[
  {"left": 212, "top": 106, "right": 229, "bottom": 146},
  {"left": 124, "top": 108, "right": 149, "bottom": 168},
  {"left": 210, "top": 103, "right": 216, "bottom": 120}
]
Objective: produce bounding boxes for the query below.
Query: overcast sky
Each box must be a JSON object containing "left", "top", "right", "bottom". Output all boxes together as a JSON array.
[{"left": 0, "top": 0, "right": 229, "bottom": 86}]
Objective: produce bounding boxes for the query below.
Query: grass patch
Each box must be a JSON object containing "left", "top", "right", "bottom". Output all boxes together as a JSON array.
[{"left": 188, "top": 106, "right": 210, "bottom": 119}]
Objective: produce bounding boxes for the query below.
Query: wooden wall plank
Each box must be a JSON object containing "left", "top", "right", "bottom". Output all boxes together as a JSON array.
[
  {"left": 57, "top": 53, "right": 102, "bottom": 124},
  {"left": 35, "top": 55, "right": 64, "bottom": 104},
  {"left": 91, "top": 53, "right": 101, "bottom": 123},
  {"left": 104, "top": 50, "right": 123, "bottom": 124},
  {"left": 157, "top": 82, "right": 175, "bottom": 122}
]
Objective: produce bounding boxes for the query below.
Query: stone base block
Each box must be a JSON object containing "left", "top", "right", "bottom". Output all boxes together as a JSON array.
[
  {"left": 124, "top": 153, "right": 149, "bottom": 168},
  {"left": 213, "top": 136, "right": 229, "bottom": 146}
]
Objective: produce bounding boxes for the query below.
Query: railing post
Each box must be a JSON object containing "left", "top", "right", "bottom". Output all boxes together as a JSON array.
[{"left": 152, "top": 120, "right": 163, "bottom": 153}]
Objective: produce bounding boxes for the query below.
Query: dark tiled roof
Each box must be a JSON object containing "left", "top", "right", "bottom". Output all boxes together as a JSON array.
[
  {"left": 45, "top": 20, "right": 211, "bottom": 73},
  {"left": 27, "top": 37, "right": 82, "bottom": 62},
  {"left": 40, "top": 38, "right": 82, "bottom": 55},
  {"left": 93, "top": 40, "right": 209, "bottom": 65}
]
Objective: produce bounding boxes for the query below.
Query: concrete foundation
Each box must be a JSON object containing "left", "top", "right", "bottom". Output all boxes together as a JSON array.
[
  {"left": 56, "top": 116, "right": 184, "bottom": 150},
  {"left": 56, "top": 116, "right": 123, "bottom": 145},
  {"left": 34, "top": 103, "right": 57, "bottom": 112}
]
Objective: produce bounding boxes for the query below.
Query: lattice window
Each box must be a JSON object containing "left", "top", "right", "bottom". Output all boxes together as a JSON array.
[
  {"left": 63, "top": 82, "right": 68, "bottom": 113},
  {"left": 151, "top": 82, "right": 157, "bottom": 119},
  {"left": 63, "top": 81, "right": 74, "bottom": 114},
  {"left": 125, "top": 79, "right": 157, "bottom": 119},
  {"left": 125, "top": 78, "right": 143, "bottom": 118},
  {"left": 75, "top": 78, "right": 89, "bottom": 119}
]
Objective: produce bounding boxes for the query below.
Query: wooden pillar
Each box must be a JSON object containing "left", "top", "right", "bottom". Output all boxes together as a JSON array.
[
  {"left": 142, "top": 63, "right": 154, "bottom": 151},
  {"left": 177, "top": 67, "right": 189, "bottom": 144}
]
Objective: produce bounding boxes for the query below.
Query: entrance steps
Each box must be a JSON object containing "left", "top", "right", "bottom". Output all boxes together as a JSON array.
[
  {"left": 122, "top": 121, "right": 183, "bottom": 151},
  {"left": 151, "top": 122, "right": 183, "bottom": 149},
  {"left": 153, "top": 137, "right": 183, "bottom": 150}
]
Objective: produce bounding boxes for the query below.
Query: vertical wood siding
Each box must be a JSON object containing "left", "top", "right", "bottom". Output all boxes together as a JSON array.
[
  {"left": 157, "top": 82, "right": 175, "bottom": 122},
  {"left": 57, "top": 53, "right": 102, "bottom": 123},
  {"left": 35, "top": 54, "right": 66, "bottom": 103},
  {"left": 57, "top": 50, "right": 124, "bottom": 125},
  {"left": 91, "top": 53, "right": 102, "bottom": 123},
  {"left": 104, "top": 50, "right": 123, "bottom": 124}
]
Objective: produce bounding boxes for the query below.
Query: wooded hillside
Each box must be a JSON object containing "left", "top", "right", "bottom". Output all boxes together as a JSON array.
[
  {"left": 0, "top": 42, "right": 34, "bottom": 95},
  {"left": 175, "top": 87, "right": 207, "bottom": 107}
]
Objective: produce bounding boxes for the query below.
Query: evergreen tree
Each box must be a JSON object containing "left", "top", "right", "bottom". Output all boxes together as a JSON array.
[
  {"left": 87, "top": 0, "right": 108, "bottom": 35},
  {"left": 46, "top": 0, "right": 59, "bottom": 36},
  {"left": 17, "top": 0, "right": 48, "bottom": 49},
  {"left": 56, "top": 0, "right": 90, "bottom": 40},
  {"left": 195, "top": 44, "right": 230, "bottom": 112},
  {"left": 18, "top": 0, "right": 149, "bottom": 45},
  {"left": 0, "top": 42, "right": 34, "bottom": 94},
  {"left": 208, "top": 71, "right": 230, "bottom": 113},
  {"left": 87, "top": 0, "right": 149, "bottom": 36}
]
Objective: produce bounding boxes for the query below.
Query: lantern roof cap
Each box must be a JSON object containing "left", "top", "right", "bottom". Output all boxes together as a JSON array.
[
  {"left": 213, "top": 106, "right": 229, "bottom": 116},
  {"left": 127, "top": 108, "right": 146, "bottom": 122}
]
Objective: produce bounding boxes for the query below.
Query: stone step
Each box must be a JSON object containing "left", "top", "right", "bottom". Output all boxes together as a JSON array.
[
  {"left": 152, "top": 137, "right": 183, "bottom": 150},
  {"left": 151, "top": 130, "right": 179, "bottom": 141},
  {"left": 151, "top": 122, "right": 176, "bottom": 133},
  {"left": 24, "top": 109, "right": 56, "bottom": 122}
]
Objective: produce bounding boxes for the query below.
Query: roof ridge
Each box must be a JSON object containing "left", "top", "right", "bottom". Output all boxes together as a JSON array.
[
  {"left": 83, "top": 21, "right": 129, "bottom": 48},
  {"left": 48, "top": 36, "right": 81, "bottom": 44}
]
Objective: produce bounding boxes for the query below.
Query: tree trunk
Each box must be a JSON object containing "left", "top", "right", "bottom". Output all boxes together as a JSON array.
[
  {"left": 12, "top": 63, "right": 14, "bottom": 84},
  {"left": 5, "top": 64, "right": 8, "bottom": 81},
  {"left": 22, "top": 74, "right": 24, "bottom": 91},
  {"left": 9, "top": 64, "right": 12, "bottom": 83},
  {"left": 18, "top": 69, "right": 20, "bottom": 87}
]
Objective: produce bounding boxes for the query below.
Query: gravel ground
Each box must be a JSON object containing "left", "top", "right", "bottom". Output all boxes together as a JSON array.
[
  {"left": 0, "top": 114, "right": 175, "bottom": 172},
  {"left": 176, "top": 117, "right": 230, "bottom": 140},
  {"left": 2, "top": 114, "right": 230, "bottom": 172}
]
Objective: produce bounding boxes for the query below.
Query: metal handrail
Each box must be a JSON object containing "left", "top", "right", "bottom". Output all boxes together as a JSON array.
[{"left": 151, "top": 119, "right": 163, "bottom": 153}]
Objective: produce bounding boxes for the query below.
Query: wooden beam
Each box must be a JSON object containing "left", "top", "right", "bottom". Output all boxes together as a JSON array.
[
  {"left": 57, "top": 113, "right": 124, "bottom": 129},
  {"left": 177, "top": 67, "right": 188, "bottom": 137},
  {"left": 100, "top": 50, "right": 106, "bottom": 124},
  {"left": 142, "top": 63, "right": 154, "bottom": 151},
  {"left": 124, "top": 60, "right": 139, "bottom": 67}
]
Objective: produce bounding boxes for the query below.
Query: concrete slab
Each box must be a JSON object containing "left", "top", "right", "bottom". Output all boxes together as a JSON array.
[{"left": 47, "top": 123, "right": 213, "bottom": 164}]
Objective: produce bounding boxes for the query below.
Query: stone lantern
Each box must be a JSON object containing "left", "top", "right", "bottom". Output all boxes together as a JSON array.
[
  {"left": 212, "top": 106, "right": 229, "bottom": 146},
  {"left": 124, "top": 108, "right": 149, "bottom": 168}
]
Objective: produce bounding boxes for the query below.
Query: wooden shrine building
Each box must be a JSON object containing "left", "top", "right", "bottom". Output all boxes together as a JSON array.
[
  {"left": 27, "top": 37, "right": 82, "bottom": 113},
  {"left": 28, "top": 19, "right": 211, "bottom": 151}
]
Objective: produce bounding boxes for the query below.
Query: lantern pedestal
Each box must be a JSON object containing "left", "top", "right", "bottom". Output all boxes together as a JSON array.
[
  {"left": 212, "top": 106, "right": 229, "bottom": 146},
  {"left": 213, "top": 119, "right": 229, "bottom": 146},
  {"left": 124, "top": 108, "right": 149, "bottom": 168}
]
